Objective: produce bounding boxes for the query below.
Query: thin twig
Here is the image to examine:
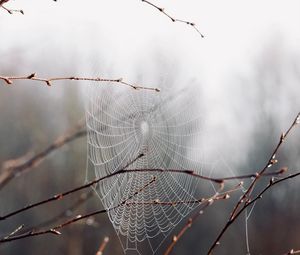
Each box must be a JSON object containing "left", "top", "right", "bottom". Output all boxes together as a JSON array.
[
  {"left": 0, "top": 120, "right": 86, "bottom": 190},
  {"left": 0, "top": 0, "right": 24, "bottom": 14},
  {"left": 208, "top": 112, "right": 300, "bottom": 254},
  {"left": 0, "top": 208, "right": 107, "bottom": 242},
  {"left": 0, "top": 165, "right": 287, "bottom": 221},
  {"left": 0, "top": 154, "right": 145, "bottom": 221},
  {"left": 121, "top": 168, "right": 287, "bottom": 184},
  {"left": 283, "top": 249, "right": 300, "bottom": 255},
  {"left": 0, "top": 133, "right": 284, "bottom": 192},
  {"left": 0, "top": 182, "right": 235, "bottom": 243},
  {"left": 141, "top": 0, "right": 204, "bottom": 37},
  {"left": 96, "top": 236, "right": 110, "bottom": 255},
  {"left": 2, "top": 171, "right": 297, "bottom": 244},
  {"left": 1, "top": 5, "right": 23, "bottom": 14},
  {"left": 242, "top": 172, "right": 300, "bottom": 214},
  {"left": 3, "top": 225, "right": 24, "bottom": 240},
  {"left": 22, "top": 191, "right": 94, "bottom": 233},
  {"left": 207, "top": 171, "right": 300, "bottom": 255},
  {"left": 0, "top": 0, "right": 9, "bottom": 5},
  {"left": 0, "top": 73, "right": 160, "bottom": 92},
  {"left": 0, "top": 173, "right": 155, "bottom": 243},
  {"left": 164, "top": 183, "right": 243, "bottom": 255},
  {"left": 232, "top": 113, "right": 300, "bottom": 219},
  {"left": 164, "top": 204, "right": 210, "bottom": 255}
]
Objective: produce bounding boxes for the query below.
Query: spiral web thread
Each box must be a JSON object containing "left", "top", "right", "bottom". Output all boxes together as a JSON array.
[{"left": 85, "top": 83, "right": 215, "bottom": 254}]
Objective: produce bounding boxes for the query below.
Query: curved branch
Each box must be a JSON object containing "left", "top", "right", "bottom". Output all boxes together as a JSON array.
[{"left": 141, "top": 0, "right": 204, "bottom": 37}]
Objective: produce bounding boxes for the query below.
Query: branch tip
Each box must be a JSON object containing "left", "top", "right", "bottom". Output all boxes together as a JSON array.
[
  {"left": 50, "top": 229, "right": 61, "bottom": 235},
  {"left": 280, "top": 167, "right": 288, "bottom": 174},
  {"left": 223, "top": 194, "right": 230, "bottom": 199},
  {"left": 187, "top": 217, "right": 193, "bottom": 227},
  {"left": 27, "top": 73, "right": 36, "bottom": 79},
  {"left": 4, "top": 78, "right": 13, "bottom": 85},
  {"left": 295, "top": 114, "right": 300, "bottom": 125}
]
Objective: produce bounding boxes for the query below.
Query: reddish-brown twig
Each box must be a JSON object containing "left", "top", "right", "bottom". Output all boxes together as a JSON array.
[
  {"left": 0, "top": 208, "right": 108, "bottom": 243},
  {"left": 21, "top": 191, "right": 94, "bottom": 233},
  {"left": 1, "top": 0, "right": 204, "bottom": 37},
  {"left": 0, "top": 154, "right": 145, "bottom": 221},
  {"left": 0, "top": 173, "right": 155, "bottom": 243},
  {"left": 207, "top": 171, "right": 300, "bottom": 255},
  {"left": 0, "top": 73, "right": 160, "bottom": 92},
  {"left": 125, "top": 183, "right": 239, "bottom": 207},
  {"left": 0, "top": 179, "right": 232, "bottom": 243},
  {"left": 0, "top": 0, "right": 23, "bottom": 14},
  {"left": 0, "top": 0, "right": 9, "bottom": 5},
  {"left": 0, "top": 120, "right": 86, "bottom": 190},
  {"left": 2, "top": 170, "right": 297, "bottom": 244},
  {"left": 208, "top": 112, "right": 300, "bottom": 254},
  {"left": 96, "top": 236, "right": 110, "bottom": 255},
  {"left": 164, "top": 182, "right": 243, "bottom": 255},
  {"left": 141, "top": 0, "right": 204, "bottom": 37},
  {"left": 121, "top": 168, "right": 287, "bottom": 184},
  {"left": 1, "top": 5, "right": 23, "bottom": 14},
  {"left": 283, "top": 249, "right": 300, "bottom": 255},
  {"left": 0, "top": 164, "right": 287, "bottom": 222}
]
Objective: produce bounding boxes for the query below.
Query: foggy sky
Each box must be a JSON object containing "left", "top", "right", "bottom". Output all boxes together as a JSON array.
[{"left": 1, "top": 0, "right": 300, "bottom": 172}]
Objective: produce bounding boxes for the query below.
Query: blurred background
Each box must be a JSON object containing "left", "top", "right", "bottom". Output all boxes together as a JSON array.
[{"left": 0, "top": 0, "right": 300, "bottom": 254}]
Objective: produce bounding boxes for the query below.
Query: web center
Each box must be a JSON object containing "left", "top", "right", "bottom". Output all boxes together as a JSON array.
[{"left": 140, "top": 120, "right": 149, "bottom": 136}]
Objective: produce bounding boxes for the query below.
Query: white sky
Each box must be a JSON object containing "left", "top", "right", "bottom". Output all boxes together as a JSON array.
[
  {"left": 1, "top": 0, "right": 300, "bottom": 169},
  {"left": 1, "top": 0, "right": 300, "bottom": 82}
]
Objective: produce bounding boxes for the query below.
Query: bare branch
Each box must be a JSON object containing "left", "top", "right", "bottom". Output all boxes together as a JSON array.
[
  {"left": 0, "top": 167, "right": 297, "bottom": 244},
  {"left": 1, "top": 0, "right": 204, "bottom": 37},
  {"left": 0, "top": 100, "right": 297, "bottom": 253},
  {"left": 164, "top": 183, "right": 242, "bottom": 255},
  {"left": 242, "top": 171, "right": 300, "bottom": 212},
  {"left": 0, "top": 183, "right": 236, "bottom": 243},
  {"left": 3, "top": 225, "right": 24, "bottom": 240},
  {"left": 0, "top": 164, "right": 287, "bottom": 222},
  {"left": 0, "top": 208, "right": 107, "bottom": 242},
  {"left": 208, "top": 112, "right": 300, "bottom": 255},
  {"left": 207, "top": 171, "right": 300, "bottom": 255},
  {"left": 0, "top": 173, "right": 154, "bottom": 243},
  {"left": 1, "top": 5, "right": 23, "bottom": 14},
  {"left": 22, "top": 191, "right": 94, "bottom": 233},
  {"left": 0, "top": 120, "right": 86, "bottom": 190},
  {"left": 0, "top": 73, "right": 160, "bottom": 92},
  {"left": 96, "top": 236, "right": 110, "bottom": 255},
  {"left": 122, "top": 168, "right": 287, "bottom": 184},
  {"left": 0, "top": 128, "right": 284, "bottom": 192},
  {"left": 283, "top": 249, "right": 300, "bottom": 255},
  {"left": 0, "top": 0, "right": 23, "bottom": 14},
  {"left": 141, "top": 0, "right": 204, "bottom": 37},
  {"left": 0, "top": 154, "right": 145, "bottom": 221},
  {"left": 0, "top": 0, "right": 9, "bottom": 5}
]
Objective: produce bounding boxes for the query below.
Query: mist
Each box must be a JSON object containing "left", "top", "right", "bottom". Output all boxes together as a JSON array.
[{"left": 1, "top": 0, "right": 300, "bottom": 254}]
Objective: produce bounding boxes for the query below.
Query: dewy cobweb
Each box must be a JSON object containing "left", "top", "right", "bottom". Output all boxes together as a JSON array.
[{"left": 85, "top": 82, "right": 213, "bottom": 254}]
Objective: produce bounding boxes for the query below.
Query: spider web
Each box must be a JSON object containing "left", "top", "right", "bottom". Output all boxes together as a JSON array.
[{"left": 85, "top": 82, "right": 216, "bottom": 254}]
